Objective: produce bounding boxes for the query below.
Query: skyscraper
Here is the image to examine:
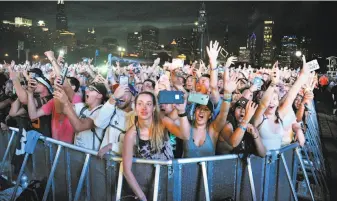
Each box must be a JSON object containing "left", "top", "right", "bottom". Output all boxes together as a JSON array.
[
  {"left": 238, "top": 46, "right": 250, "bottom": 63},
  {"left": 223, "top": 25, "right": 229, "bottom": 51},
  {"left": 247, "top": 33, "right": 256, "bottom": 65},
  {"left": 298, "top": 36, "right": 311, "bottom": 59},
  {"left": 279, "top": 35, "right": 297, "bottom": 68},
  {"left": 86, "top": 28, "right": 96, "bottom": 46},
  {"left": 127, "top": 32, "right": 142, "bottom": 56},
  {"left": 56, "top": 0, "right": 68, "bottom": 32},
  {"left": 141, "top": 26, "right": 159, "bottom": 58},
  {"left": 261, "top": 20, "right": 274, "bottom": 68},
  {"left": 197, "top": 2, "right": 208, "bottom": 59}
]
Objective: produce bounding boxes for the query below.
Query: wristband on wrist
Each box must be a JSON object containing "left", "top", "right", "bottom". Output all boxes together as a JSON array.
[
  {"left": 178, "top": 112, "right": 187, "bottom": 117},
  {"left": 253, "top": 135, "right": 259, "bottom": 139},
  {"left": 238, "top": 125, "right": 247, "bottom": 132},
  {"left": 223, "top": 93, "right": 232, "bottom": 99},
  {"left": 222, "top": 97, "right": 232, "bottom": 103},
  {"left": 211, "top": 67, "right": 218, "bottom": 71}
]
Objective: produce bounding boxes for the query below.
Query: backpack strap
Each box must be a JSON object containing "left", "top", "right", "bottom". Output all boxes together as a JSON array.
[
  {"left": 107, "top": 108, "right": 126, "bottom": 133},
  {"left": 79, "top": 106, "right": 88, "bottom": 119}
]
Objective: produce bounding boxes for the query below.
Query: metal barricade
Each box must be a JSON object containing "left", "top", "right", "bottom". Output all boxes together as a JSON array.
[{"left": 0, "top": 99, "right": 329, "bottom": 201}]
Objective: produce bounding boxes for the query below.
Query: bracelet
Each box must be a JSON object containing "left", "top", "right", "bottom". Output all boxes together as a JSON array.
[
  {"left": 211, "top": 67, "right": 218, "bottom": 71},
  {"left": 178, "top": 112, "right": 187, "bottom": 117},
  {"left": 253, "top": 135, "right": 259, "bottom": 139},
  {"left": 222, "top": 97, "right": 232, "bottom": 103},
  {"left": 223, "top": 93, "right": 232, "bottom": 99},
  {"left": 238, "top": 125, "right": 247, "bottom": 132}
]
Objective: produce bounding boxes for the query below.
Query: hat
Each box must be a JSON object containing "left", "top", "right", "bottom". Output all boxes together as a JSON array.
[
  {"left": 28, "top": 68, "right": 43, "bottom": 77},
  {"left": 35, "top": 76, "right": 53, "bottom": 94},
  {"left": 196, "top": 100, "right": 214, "bottom": 113},
  {"left": 235, "top": 97, "right": 249, "bottom": 108},
  {"left": 90, "top": 83, "right": 107, "bottom": 98}
]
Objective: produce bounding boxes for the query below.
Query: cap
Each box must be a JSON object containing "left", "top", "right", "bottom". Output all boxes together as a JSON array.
[
  {"left": 90, "top": 83, "right": 107, "bottom": 98},
  {"left": 235, "top": 97, "right": 249, "bottom": 108},
  {"left": 35, "top": 76, "right": 53, "bottom": 94},
  {"left": 28, "top": 68, "right": 43, "bottom": 77},
  {"left": 196, "top": 100, "right": 214, "bottom": 113}
]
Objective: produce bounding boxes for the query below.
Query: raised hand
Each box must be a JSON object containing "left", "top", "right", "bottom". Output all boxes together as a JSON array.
[
  {"left": 44, "top": 51, "right": 55, "bottom": 61},
  {"left": 53, "top": 85, "right": 69, "bottom": 104},
  {"left": 246, "top": 124, "right": 258, "bottom": 138},
  {"left": 223, "top": 66, "right": 238, "bottom": 93},
  {"left": 244, "top": 100, "right": 258, "bottom": 122},
  {"left": 206, "top": 40, "right": 221, "bottom": 65},
  {"left": 27, "top": 78, "right": 38, "bottom": 94},
  {"left": 300, "top": 55, "right": 310, "bottom": 76},
  {"left": 112, "top": 85, "right": 129, "bottom": 100},
  {"left": 225, "top": 56, "right": 237, "bottom": 68}
]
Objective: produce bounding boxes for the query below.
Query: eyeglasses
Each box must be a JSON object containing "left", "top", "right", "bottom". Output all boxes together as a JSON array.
[{"left": 88, "top": 86, "right": 101, "bottom": 94}]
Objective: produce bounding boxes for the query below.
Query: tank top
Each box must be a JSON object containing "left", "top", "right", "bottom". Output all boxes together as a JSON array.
[
  {"left": 258, "top": 114, "right": 283, "bottom": 151},
  {"left": 183, "top": 127, "right": 215, "bottom": 158},
  {"left": 135, "top": 125, "right": 173, "bottom": 160}
]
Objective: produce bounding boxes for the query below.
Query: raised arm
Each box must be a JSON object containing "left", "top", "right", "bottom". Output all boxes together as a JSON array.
[
  {"left": 207, "top": 41, "right": 221, "bottom": 104},
  {"left": 27, "top": 79, "right": 46, "bottom": 120},
  {"left": 211, "top": 67, "right": 238, "bottom": 134},
  {"left": 278, "top": 56, "right": 310, "bottom": 118},
  {"left": 162, "top": 97, "right": 190, "bottom": 140},
  {"left": 54, "top": 85, "right": 94, "bottom": 132},
  {"left": 9, "top": 98, "right": 26, "bottom": 117}
]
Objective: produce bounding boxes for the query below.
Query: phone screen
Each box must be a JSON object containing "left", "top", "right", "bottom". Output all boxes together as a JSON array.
[
  {"left": 60, "top": 67, "right": 68, "bottom": 85},
  {"left": 119, "top": 75, "right": 129, "bottom": 86}
]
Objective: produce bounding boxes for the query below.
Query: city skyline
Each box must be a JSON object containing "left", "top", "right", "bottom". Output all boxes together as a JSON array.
[{"left": 0, "top": 1, "right": 337, "bottom": 56}]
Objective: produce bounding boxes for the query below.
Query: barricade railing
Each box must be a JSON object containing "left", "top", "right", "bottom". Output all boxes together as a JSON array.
[
  {"left": 0, "top": 129, "right": 328, "bottom": 201},
  {"left": 0, "top": 100, "right": 329, "bottom": 201}
]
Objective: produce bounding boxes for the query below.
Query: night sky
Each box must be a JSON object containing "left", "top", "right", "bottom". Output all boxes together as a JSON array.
[{"left": 1, "top": 1, "right": 337, "bottom": 56}]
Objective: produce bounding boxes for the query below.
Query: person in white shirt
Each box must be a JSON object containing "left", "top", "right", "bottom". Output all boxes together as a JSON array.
[
  {"left": 54, "top": 82, "right": 107, "bottom": 151},
  {"left": 96, "top": 84, "right": 137, "bottom": 157}
]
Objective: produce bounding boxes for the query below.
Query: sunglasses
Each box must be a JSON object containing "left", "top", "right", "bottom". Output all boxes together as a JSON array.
[{"left": 88, "top": 86, "right": 101, "bottom": 94}]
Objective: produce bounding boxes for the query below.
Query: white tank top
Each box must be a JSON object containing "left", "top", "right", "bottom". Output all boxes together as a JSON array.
[{"left": 258, "top": 115, "right": 284, "bottom": 151}]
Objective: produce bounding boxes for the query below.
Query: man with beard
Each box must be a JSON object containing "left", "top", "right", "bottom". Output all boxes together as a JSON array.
[{"left": 96, "top": 84, "right": 137, "bottom": 157}]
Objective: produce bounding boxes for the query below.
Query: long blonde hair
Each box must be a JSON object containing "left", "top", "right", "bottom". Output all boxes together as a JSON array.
[{"left": 135, "top": 91, "right": 165, "bottom": 153}]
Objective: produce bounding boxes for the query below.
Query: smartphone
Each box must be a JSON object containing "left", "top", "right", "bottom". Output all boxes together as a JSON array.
[
  {"left": 253, "top": 77, "right": 263, "bottom": 90},
  {"left": 119, "top": 75, "right": 129, "bottom": 86},
  {"left": 188, "top": 93, "right": 209, "bottom": 105},
  {"left": 172, "top": 58, "right": 184, "bottom": 68},
  {"left": 158, "top": 90, "right": 184, "bottom": 104},
  {"left": 60, "top": 66, "right": 68, "bottom": 85}
]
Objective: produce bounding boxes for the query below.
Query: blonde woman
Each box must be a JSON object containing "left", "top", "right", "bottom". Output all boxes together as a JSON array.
[{"left": 122, "top": 91, "right": 188, "bottom": 201}]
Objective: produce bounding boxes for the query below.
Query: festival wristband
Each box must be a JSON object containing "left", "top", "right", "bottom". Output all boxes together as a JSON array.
[
  {"left": 178, "top": 112, "right": 187, "bottom": 117},
  {"left": 238, "top": 125, "right": 247, "bottom": 132},
  {"left": 222, "top": 97, "right": 232, "bottom": 103}
]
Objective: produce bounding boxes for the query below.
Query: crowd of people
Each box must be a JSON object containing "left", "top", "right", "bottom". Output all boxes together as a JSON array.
[{"left": 0, "top": 41, "right": 319, "bottom": 200}]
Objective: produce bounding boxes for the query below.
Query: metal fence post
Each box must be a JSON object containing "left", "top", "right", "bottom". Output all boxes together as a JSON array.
[
  {"left": 200, "top": 161, "right": 210, "bottom": 201},
  {"left": 295, "top": 148, "right": 315, "bottom": 201},
  {"left": 153, "top": 164, "right": 161, "bottom": 201},
  {"left": 116, "top": 162, "right": 124, "bottom": 201},
  {"left": 247, "top": 156, "right": 257, "bottom": 201},
  {"left": 73, "top": 154, "right": 91, "bottom": 201},
  {"left": 280, "top": 153, "right": 298, "bottom": 201},
  {"left": 42, "top": 145, "right": 63, "bottom": 201},
  {"left": 0, "top": 130, "right": 16, "bottom": 174}
]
